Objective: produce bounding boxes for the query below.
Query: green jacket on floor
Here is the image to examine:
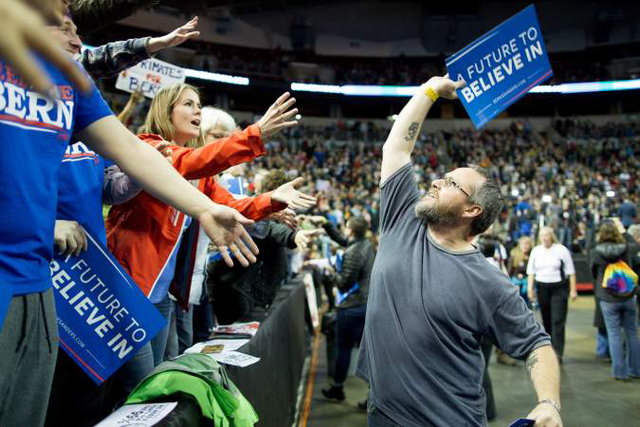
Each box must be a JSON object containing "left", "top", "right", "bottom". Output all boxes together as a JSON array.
[{"left": 126, "top": 353, "right": 258, "bottom": 427}]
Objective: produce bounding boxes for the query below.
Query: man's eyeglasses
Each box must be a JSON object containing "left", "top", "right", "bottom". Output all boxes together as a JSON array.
[{"left": 439, "top": 175, "right": 471, "bottom": 198}]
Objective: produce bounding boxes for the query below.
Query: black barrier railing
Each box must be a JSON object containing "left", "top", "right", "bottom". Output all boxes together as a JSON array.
[{"left": 226, "top": 280, "right": 308, "bottom": 427}]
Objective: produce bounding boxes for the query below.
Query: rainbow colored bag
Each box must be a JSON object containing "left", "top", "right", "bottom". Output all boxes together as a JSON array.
[{"left": 602, "top": 260, "right": 638, "bottom": 297}]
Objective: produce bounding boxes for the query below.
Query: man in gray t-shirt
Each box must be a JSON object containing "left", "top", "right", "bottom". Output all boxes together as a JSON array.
[{"left": 356, "top": 75, "right": 562, "bottom": 427}]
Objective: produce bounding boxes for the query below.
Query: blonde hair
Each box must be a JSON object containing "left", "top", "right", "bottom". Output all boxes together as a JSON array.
[
  {"left": 510, "top": 236, "right": 532, "bottom": 267},
  {"left": 538, "top": 226, "right": 559, "bottom": 245},
  {"left": 141, "top": 83, "right": 205, "bottom": 148},
  {"left": 201, "top": 106, "right": 238, "bottom": 138}
]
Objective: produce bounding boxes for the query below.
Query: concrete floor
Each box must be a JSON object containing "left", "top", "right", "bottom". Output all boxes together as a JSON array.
[{"left": 307, "top": 296, "right": 640, "bottom": 427}]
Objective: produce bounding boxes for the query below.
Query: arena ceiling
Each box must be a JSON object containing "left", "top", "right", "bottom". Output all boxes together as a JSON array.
[{"left": 164, "top": 0, "right": 629, "bottom": 19}]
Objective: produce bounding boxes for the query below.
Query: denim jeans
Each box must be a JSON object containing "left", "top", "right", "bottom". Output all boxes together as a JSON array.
[
  {"left": 595, "top": 327, "right": 609, "bottom": 358},
  {"left": 165, "top": 301, "right": 194, "bottom": 359},
  {"left": 150, "top": 295, "right": 175, "bottom": 366},
  {"left": 116, "top": 341, "right": 154, "bottom": 396},
  {"left": 557, "top": 226, "right": 573, "bottom": 249},
  {"left": 334, "top": 303, "right": 367, "bottom": 385},
  {"left": 192, "top": 298, "right": 215, "bottom": 343},
  {"left": 599, "top": 297, "right": 640, "bottom": 379}
]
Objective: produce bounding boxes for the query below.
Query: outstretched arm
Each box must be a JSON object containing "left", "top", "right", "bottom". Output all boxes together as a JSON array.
[
  {"left": 79, "top": 17, "right": 200, "bottom": 79},
  {"left": 525, "top": 345, "right": 563, "bottom": 427},
  {"left": 78, "top": 116, "right": 258, "bottom": 267},
  {"left": 381, "top": 75, "right": 465, "bottom": 183}
]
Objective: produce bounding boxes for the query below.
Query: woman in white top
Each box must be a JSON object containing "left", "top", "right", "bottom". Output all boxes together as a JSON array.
[{"left": 527, "top": 226, "right": 577, "bottom": 362}]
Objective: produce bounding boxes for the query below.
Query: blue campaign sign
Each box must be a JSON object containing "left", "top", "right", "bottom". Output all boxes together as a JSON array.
[
  {"left": 225, "top": 176, "right": 246, "bottom": 196},
  {"left": 50, "top": 233, "right": 166, "bottom": 384},
  {"left": 445, "top": 4, "right": 553, "bottom": 128}
]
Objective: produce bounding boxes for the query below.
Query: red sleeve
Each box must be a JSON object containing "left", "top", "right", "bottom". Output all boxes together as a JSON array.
[
  {"left": 203, "top": 178, "right": 287, "bottom": 221},
  {"left": 170, "top": 124, "right": 264, "bottom": 180}
]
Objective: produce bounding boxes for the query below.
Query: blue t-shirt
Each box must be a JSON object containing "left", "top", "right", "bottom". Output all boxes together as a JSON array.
[
  {"left": 0, "top": 59, "right": 113, "bottom": 295},
  {"left": 57, "top": 141, "right": 108, "bottom": 245}
]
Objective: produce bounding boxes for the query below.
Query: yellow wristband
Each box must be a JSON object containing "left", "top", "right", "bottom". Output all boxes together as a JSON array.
[{"left": 424, "top": 86, "right": 439, "bottom": 102}]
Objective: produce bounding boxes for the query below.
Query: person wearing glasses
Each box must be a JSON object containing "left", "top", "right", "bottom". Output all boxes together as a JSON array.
[{"left": 356, "top": 75, "right": 562, "bottom": 427}]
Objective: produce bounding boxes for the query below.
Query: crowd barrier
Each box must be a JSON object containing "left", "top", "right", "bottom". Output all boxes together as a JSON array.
[
  {"left": 107, "top": 279, "right": 310, "bottom": 427},
  {"left": 226, "top": 280, "right": 308, "bottom": 427}
]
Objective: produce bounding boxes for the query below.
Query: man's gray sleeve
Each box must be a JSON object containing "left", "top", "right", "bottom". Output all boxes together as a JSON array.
[
  {"left": 79, "top": 37, "right": 151, "bottom": 79},
  {"left": 486, "top": 287, "right": 552, "bottom": 360},
  {"left": 378, "top": 162, "right": 420, "bottom": 235}
]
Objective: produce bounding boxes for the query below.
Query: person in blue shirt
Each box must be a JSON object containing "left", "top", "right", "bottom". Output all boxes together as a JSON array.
[
  {"left": 618, "top": 197, "right": 638, "bottom": 229},
  {"left": 0, "top": 20, "right": 258, "bottom": 427},
  {"left": 44, "top": 15, "right": 208, "bottom": 427}
]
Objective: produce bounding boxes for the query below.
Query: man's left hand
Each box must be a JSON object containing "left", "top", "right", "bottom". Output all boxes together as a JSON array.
[
  {"left": 527, "top": 402, "right": 563, "bottom": 427},
  {"left": 424, "top": 74, "right": 466, "bottom": 100}
]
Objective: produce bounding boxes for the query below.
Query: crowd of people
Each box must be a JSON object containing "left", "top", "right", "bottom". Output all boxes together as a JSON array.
[
  {"left": 0, "top": 1, "right": 306, "bottom": 425},
  {"left": 223, "top": 117, "right": 637, "bottom": 253},
  {"left": 1, "top": 1, "right": 638, "bottom": 427}
]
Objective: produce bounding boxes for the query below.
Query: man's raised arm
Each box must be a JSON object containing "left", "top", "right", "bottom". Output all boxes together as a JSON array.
[{"left": 381, "top": 74, "right": 465, "bottom": 183}]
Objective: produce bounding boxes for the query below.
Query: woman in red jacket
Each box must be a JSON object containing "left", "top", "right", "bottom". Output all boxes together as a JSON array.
[{"left": 107, "top": 83, "right": 315, "bottom": 394}]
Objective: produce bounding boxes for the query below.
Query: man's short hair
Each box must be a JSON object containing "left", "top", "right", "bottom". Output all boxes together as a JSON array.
[
  {"left": 628, "top": 224, "right": 640, "bottom": 240},
  {"left": 466, "top": 165, "right": 504, "bottom": 237},
  {"left": 348, "top": 216, "right": 369, "bottom": 239},
  {"left": 261, "top": 170, "right": 288, "bottom": 192}
]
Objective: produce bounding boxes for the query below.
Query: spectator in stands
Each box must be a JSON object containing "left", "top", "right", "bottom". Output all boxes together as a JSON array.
[
  {"left": 590, "top": 221, "right": 640, "bottom": 380},
  {"left": 208, "top": 169, "right": 320, "bottom": 326},
  {"left": 202, "top": 106, "right": 239, "bottom": 143},
  {"left": 0, "top": 5, "right": 256, "bottom": 427},
  {"left": 629, "top": 224, "right": 640, "bottom": 318},
  {"left": 557, "top": 198, "right": 577, "bottom": 250},
  {"left": 617, "top": 196, "right": 637, "bottom": 229},
  {"left": 319, "top": 215, "right": 374, "bottom": 403},
  {"left": 509, "top": 236, "right": 533, "bottom": 308},
  {"left": 168, "top": 110, "right": 312, "bottom": 353},
  {"left": 629, "top": 225, "right": 640, "bottom": 275},
  {"left": 106, "top": 85, "right": 314, "bottom": 392},
  {"left": 45, "top": 14, "right": 190, "bottom": 426},
  {"left": 527, "top": 227, "right": 577, "bottom": 363},
  {"left": 168, "top": 106, "right": 241, "bottom": 351}
]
